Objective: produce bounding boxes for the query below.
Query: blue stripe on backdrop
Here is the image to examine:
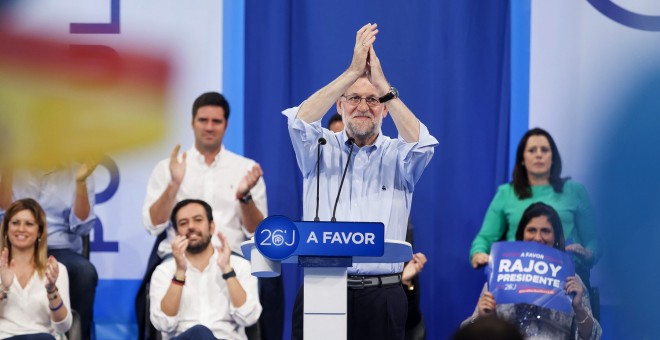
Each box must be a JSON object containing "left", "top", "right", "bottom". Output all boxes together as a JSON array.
[
  {"left": 94, "top": 280, "right": 141, "bottom": 339},
  {"left": 245, "top": 1, "right": 511, "bottom": 338},
  {"left": 509, "top": 0, "right": 530, "bottom": 178},
  {"left": 222, "top": 0, "right": 246, "bottom": 155}
]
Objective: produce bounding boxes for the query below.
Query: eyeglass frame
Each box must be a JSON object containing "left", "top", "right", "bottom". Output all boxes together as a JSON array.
[{"left": 340, "top": 95, "right": 382, "bottom": 107}]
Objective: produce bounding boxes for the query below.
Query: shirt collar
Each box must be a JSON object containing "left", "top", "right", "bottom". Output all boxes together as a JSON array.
[
  {"left": 340, "top": 129, "right": 385, "bottom": 152},
  {"left": 189, "top": 145, "right": 224, "bottom": 165}
]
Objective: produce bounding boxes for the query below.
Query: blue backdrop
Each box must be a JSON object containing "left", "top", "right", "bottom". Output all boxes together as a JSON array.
[{"left": 244, "top": 1, "right": 511, "bottom": 338}]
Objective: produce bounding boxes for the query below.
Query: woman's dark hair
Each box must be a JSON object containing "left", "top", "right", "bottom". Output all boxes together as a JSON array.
[
  {"left": 515, "top": 202, "right": 565, "bottom": 251},
  {"left": 512, "top": 128, "right": 565, "bottom": 199}
]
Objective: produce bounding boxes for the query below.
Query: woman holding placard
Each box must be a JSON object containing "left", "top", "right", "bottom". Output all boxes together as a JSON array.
[
  {"left": 469, "top": 128, "right": 598, "bottom": 289},
  {"left": 462, "top": 203, "right": 601, "bottom": 340}
]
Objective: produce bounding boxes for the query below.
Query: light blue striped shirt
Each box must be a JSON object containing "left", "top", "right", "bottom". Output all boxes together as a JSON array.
[
  {"left": 284, "top": 106, "right": 438, "bottom": 275},
  {"left": 3, "top": 167, "right": 96, "bottom": 253}
]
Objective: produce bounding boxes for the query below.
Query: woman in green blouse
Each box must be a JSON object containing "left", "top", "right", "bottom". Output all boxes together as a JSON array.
[{"left": 469, "top": 128, "right": 599, "bottom": 286}]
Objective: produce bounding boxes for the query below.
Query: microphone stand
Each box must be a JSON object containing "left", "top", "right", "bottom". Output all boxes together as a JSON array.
[
  {"left": 314, "top": 137, "right": 326, "bottom": 221},
  {"left": 331, "top": 137, "right": 355, "bottom": 222}
]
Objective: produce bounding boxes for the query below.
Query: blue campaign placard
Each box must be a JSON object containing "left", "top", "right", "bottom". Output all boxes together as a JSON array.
[
  {"left": 295, "top": 221, "right": 384, "bottom": 257},
  {"left": 486, "top": 242, "right": 576, "bottom": 313}
]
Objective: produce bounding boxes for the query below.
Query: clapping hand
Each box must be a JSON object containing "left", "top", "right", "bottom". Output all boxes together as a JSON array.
[
  {"left": 215, "top": 231, "right": 232, "bottom": 272},
  {"left": 171, "top": 234, "right": 189, "bottom": 272},
  {"left": 366, "top": 46, "right": 390, "bottom": 95},
  {"left": 235, "top": 164, "right": 263, "bottom": 199},
  {"left": 169, "top": 144, "right": 187, "bottom": 186},
  {"left": 350, "top": 23, "right": 378, "bottom": 77},
  {"left": 44, "top": 256, "right": 59, "bottom": 292},
  {"left": 0, "top": 248, "right": 15, "bottom": 292},
  {"left": 402, "top": 252, "right": 427, "bottom": 285}
]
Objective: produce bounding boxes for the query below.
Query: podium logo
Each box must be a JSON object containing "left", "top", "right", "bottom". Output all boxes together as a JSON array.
[{"left": 255, "top": 215, "right": 299, "bottom": 260}]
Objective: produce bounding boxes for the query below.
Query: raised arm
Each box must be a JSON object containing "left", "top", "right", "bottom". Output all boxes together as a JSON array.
[
  {"left": 235, "top": 164, "right": 266, "bottom": 234},
  {"left": 148, "top": 145, "right": 186, "bottom": 228},
  {"left": 73, "top": 159, "right": 96, "bottom": 220},
  {"left": 216, "top": 232, "right": 247, "bottom": 307},
  {"left": 159, "top": 235, "right": 189, "bottom": 316},
  {"left": 367, "top": 46, "right": 420, "bottom": 142},
  {"left": 297, "top": 23, "right": 379, "bottom": 123}
]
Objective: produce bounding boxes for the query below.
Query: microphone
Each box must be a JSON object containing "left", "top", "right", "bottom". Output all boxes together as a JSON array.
[
  {"left": 314, "top": 137, "right": 327, "bottom": 221},
  {"left": 331, "top": 137, "right": 355, "bottom": 222}
]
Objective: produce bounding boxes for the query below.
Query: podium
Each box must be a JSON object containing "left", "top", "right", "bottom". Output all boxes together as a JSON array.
[{"left": 241, "top": 215, "right": 412, "bottom": 340}]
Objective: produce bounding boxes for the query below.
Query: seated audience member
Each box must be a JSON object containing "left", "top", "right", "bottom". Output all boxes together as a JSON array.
[
  {"left": 150, "top": 199, "right": 261, "bottom": 340},
  {"left": 453, "top": 316, "right": 523, "bottom": 340},
  {"left": 327, "top": 112, "right": 344, "bottom": 132},
  {"left": 0, "top": 198, "right": 72, "bottom": 339},
  {"left": 0, "top": 161, "right": 98, "bottom": 338},
  {"left": 470, "top": 128, "right": 599, "bottom": 290},
  {"left": 463, "top": 202, "right": 601, "bottom": 340}
]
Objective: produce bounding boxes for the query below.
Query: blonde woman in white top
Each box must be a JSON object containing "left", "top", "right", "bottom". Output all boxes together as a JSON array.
[{"left": 0, "top": 198, "right": 72, "bottom": 339}]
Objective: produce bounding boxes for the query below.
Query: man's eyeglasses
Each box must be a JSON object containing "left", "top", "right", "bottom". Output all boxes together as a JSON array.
[{"left": 340, "top": 95, "right": 381, "bottom": 107}]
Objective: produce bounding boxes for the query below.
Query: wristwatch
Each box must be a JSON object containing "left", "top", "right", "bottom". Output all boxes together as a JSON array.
[
  {"left": 378, "top": 87, "right": 399, "bottom": 103},
  {"left": 222, "top": 269, "right": 236, "bottom": 280},
  {"left": 238, "top": 193, "right": 253, "bottom": 204}
]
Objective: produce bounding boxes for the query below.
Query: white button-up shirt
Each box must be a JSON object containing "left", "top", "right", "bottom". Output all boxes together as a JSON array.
[
  {"left": 142, "top": 146, "right": 268, "bottom": 256},
  {"left": 0, "top": 262, "right": 73, "bottom": 338},
  {"left": 149, "top": 252, "right": 262, "bottom": 340}
]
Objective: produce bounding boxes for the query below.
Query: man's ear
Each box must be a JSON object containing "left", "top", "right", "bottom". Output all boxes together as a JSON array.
[
  {"left": 210, "top": 221, "right": 216, "bottom": 235},
  {"left": 382, "top": 104, "right": 389, "bottom": 118}
]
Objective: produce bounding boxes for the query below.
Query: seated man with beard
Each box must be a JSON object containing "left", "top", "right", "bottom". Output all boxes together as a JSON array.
[{"left": 149, "top": 199, "right": 262, "bottom": 340}]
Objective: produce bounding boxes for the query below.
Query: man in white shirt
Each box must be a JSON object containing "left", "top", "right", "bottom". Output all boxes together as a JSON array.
[
  {"left": 143, "top": 92, "right": 267, "bottom": 256},
  {"left": 149, "top": 198, "right": 261, "bottom": 340},
  {"left": 139, "top": 92, "right": 283, "bottom": 339}
]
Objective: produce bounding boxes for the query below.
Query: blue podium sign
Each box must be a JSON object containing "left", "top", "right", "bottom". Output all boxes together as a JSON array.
[
  {"left": 255, "top": 216, "right": 384, "bottom": 260},
  {"left": 254, "top": 215, "right": 299, "bottom": 261},
  {"left": 295, "top": 221, "right": 384, "bottom": 257}
]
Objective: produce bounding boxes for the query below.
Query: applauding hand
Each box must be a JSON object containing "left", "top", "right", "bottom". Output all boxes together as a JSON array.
[
  {"left": 215, "top": 231, "right": 232, "bottom": 272},
  {"left": 169, "top": 144, "right": 187, "bottom": 186},
  {"left": 402, "top": 252, "right": 427, "bottom": 285},
  {"left": 0, "top": 248, "right": 15, "bottom": 292},
  {"left": 236, "top": 164, "right": 263, "bottom": 200},
  {"left": 171, "top": 235, "right": 189, "bottom": 273},
  {"left": 44, "top": 256, "right": 60, "bottom": 292}
]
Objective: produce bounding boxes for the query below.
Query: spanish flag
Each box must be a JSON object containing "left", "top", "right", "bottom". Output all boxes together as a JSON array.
[{"left": 0, "top": 30, "right": 170, "bottom": 167}]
